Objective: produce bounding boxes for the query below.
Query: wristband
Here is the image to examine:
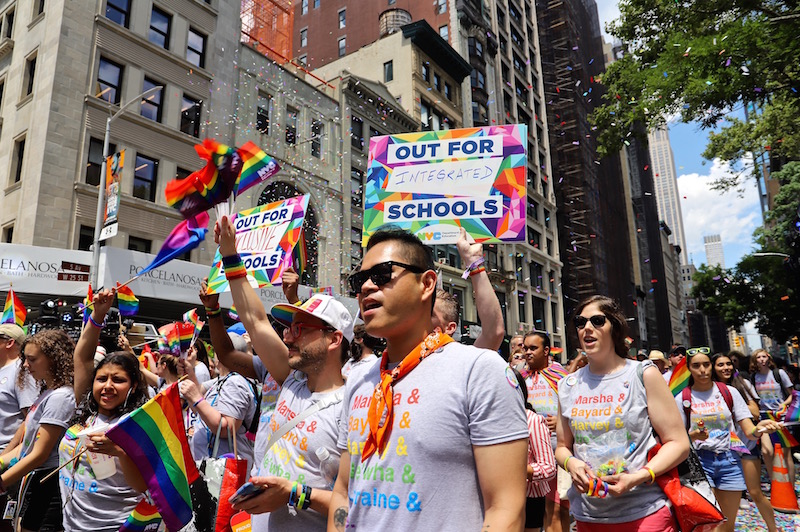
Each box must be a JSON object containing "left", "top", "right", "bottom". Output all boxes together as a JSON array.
[
  {"left": 192, "top": 397, "right": 205, "bottom": 408},
  {"left": 301, "top": 485, "right": 312, "bottom": 510},
  {"left": 643, "top": 467, "right": 656, "bottom": 484},
  {"left": 222, "top": 254, "right": 248, "bottom": 281},
  {"left": 461, "top": 257, "right": 486, "bottom": 279},
  {"left": 205, "top": 306, "right": 222, "bottom": 318},
  {"left": 469, "top": 266, "right": 486, "bottom": 277},
  {"left": 563, "top": 456, "right": 572, "bottom": 470},
  {"left": 750, "top": 426, "right": 760, "bottom": 438},
  {"left": 289, "top": 481, "right": 299, "bottom": 506},
  {"left": 0, "top": 457, "right": 4, "bottom": 471},
  {"left": 88, "top": 314, "right": 105, "bottom": 329},
  {"left": 297, "top": 485, "right": 307, "bottom": 510}
]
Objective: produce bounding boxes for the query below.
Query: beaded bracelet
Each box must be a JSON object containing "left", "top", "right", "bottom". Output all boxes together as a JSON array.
[
  {"left": 88, "top": 314, "right": 105, "bottom": 329},
  {"left": 222, "top": 254, "right": 248, "bottom": 281}
]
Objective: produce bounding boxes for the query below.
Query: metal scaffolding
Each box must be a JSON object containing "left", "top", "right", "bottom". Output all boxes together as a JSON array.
[{"left": 241, "top": 0, "right": 294, "bottom": 63}]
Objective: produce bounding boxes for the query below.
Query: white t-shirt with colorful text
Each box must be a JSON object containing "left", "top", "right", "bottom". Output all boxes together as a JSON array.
[{"left": 676, "top": 385, "right": 752, "bottom": 454}]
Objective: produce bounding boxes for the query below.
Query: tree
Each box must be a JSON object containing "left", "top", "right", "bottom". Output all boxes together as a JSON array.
[
  {"left": 754, "top": 161, "right": 800, "bottom": 251},
  {"left": 593, "top": 0, "right": 800, "bottom": 191}
]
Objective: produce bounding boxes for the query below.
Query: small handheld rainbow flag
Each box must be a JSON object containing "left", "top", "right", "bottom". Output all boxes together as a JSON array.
[
  {"left": 139, "top": 212, "right": 209, "bottom": 277},
  {"left": 158, "top": 323, "right": 180, "bottom": 356},
  {"left": 1, "top": 289, "right": 26, "bottom": 327},
  {"left": 668, "top": 357, "right": 690, "bottom": 396},
  {"left": 234, "top": 141, "right": 280, "bottom": 198},
  {"left": 81, "top": 284, "right": 93, "bottom": 327},
  {"left": 106, "top": 383, "right": 199, "bottom": 532},
  {"left": 118, "top": 498, "right": 162, "bottom": 532},
  {"left": 177, "top": 322, "right": 195, "bottom": 353},
  {"left": 729, "top": 431, "right": 750, "bottom": 454},
  {"left": 182, "top": 308, "right": 199, "bottom": 328},
  {"left": 766, "top": 411, "right": 800, "bottom": 448},
  {"left": 294, "top": 229, "right": 308, "bottom": 277},
  {"left": 116, "top": 285, "right": 139, "bottom": 317},
  {"left": 783, "top": 391, "right": 800, "bottom": 424}
]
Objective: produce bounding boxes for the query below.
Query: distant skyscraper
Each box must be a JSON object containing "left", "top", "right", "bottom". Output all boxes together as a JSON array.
[
  {"left": 648, "top": 126, "right": 689, "bottom": 265},
  {"left": 704, "top": 234, "right": 726, "bottom": 268}
]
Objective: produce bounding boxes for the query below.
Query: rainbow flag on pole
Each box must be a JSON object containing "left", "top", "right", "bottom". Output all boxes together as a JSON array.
[
  {"left": 1, "top": 289, "right": 26, "bottom": 327},
  {"left": 783, "top": 391, "right": 800, "bottom": 424},
  {"left": 182, "top": 308, "right": 199, "bottom": 328},
  {"left": 116, "top": 285, "right": 139, "bottom": 316},
  {"left": 106, "top": 383, "right": 199, "bottom": 532},
  {"left": 668, "top": 357, "right": 690, "bottom": 396},
  {"left": 138, "top": 213, "right": 209, "bottom": 277},
  {"left": 118, "top": 498, "right": 162, "bottom": 532},
  {"left": 82, "top": 284, "right": 93, "bottom": 327},
  {"left": 766, "top": 411, "right": 800, "bottom": 448},
  {"left": 234, "top": 141, "right": 280, "bottom": 198}
]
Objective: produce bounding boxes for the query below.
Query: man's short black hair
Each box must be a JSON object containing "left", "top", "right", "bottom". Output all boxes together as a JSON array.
[{"left": 524, "top": 330, "right": 551, "bottom": 350}]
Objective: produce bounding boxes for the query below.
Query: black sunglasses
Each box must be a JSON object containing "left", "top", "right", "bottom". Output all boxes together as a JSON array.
[
  {"left": 348, "top": 261, "right": 425, "bottom": 295},
  {"left": 574, "top": 314, "right": 607, "bottom": 330}
]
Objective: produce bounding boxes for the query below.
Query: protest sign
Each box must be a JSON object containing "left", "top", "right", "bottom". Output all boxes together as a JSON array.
[
  {"left": 362, "top": 125, "right": 527, "bottom": 245},
  {"left": 206, "top": 194, "right": 309, "bottom": 294},
  {"left": 100, "top": 151, "right": 124, "bottom": 241}
]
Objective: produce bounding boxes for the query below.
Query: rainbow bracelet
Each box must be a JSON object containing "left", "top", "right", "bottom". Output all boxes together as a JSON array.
[
  {"left": 289, "top": 481, "right": 299, "bottom": 507},
  {"left": 587, "top": 478, "right": 609, "bottom": 498},
  {"left": 205, "top": 306, "right": 222, "bottom": 318},
  {"left": 222, "top": 254, "right": 248, "bottom": 281}
]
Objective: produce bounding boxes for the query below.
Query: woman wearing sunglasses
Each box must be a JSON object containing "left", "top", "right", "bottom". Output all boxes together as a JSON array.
[
  {"left": 679, "top": 348, "right": 780, "bottom": 532},
  {"left": 555, "top": 296, "right": 689, "bottom": 531}
]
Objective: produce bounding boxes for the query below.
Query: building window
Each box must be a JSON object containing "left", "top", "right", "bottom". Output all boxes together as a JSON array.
[
  {"left": 311, "top": 119, "right": 323, "bottom": 158},
  {"left": 518, "top": 291, "right": 527, "bottom": 323},
  {"left": 176, "top": 167, "right": 192, "bottom": 180},
  {"left": 444, "top": 82, "right": 452, "bottom": 101},
  {"left": 338, "top": 37, "right": 346, "bottom": 57},
  {"left": 470, "top": 69, "right": 485, "bottom": 90},
  {"left": 180, "top": 95, "right": 202, "bottom": 137},
  {"left": 533, "top": 298, "right": 545, "bottom": 328},
  {"left": 187, "top": 28, "right": 206, "bottom": 68},
  {"left": 383, "top": 60, "right": 393, "bottom": 82},
  {"left": 297, "top": 55, "right": 307, "bottom": 66},
  {"left": 105, "top": 0, "right": 130, "bottom": 27},
  {"left": 420, "top": 101, "right": 431, "bottom": 130},
  {"left": 36, "top": 0, "right": 45, "bottom": 16},
  {"left": 3, "top": 9, "right": 13, "bottom": 39},
  {"left": 140, "top": 78, "right": 163, "bottom": 122},
  {"left": 86, "top": 137, "right": 116, "bottom": 186},
  {"left": 23, "top": 53, "right": 36, "bottom": 96},
  {"left": 351, "top": 168, "right": 363, "bottom": 207},
  {"left": 528, "top": 227, "right": 541, "bottom": 248},
  {"left": 468, "top": 37, "right": 483, "bottom": 58},
  {"left": 472, "top": 102, "right": 488, "bottom": 125},
  {"left": 2, "top": 225, "right": 12, "bottom": 243},
  {"left": 439, "top": 25, "right": 448, "bottom": 41},
  {"left": 434, "top": 73, "right": 441, "bottom": 92},
  {"left": 128, "top": 236, "right": 152, "bottom": 253},
  {"left": 11, "top": 136, "right": 25, "bottom": 183},
  {"left": 338, "top": 9, "right": 346, "bottom": 28},
  {"left": 285, "top": 105, "right": 298, "bottom": 145},
  {"left": 133, "top": 154, "right": 158, "bottom": 202},
  {"left": 300, "top": 28, "right": 307, "bottom": 47},
  {"left": 351, "top": 116, "right": 363, "bottom": 150},
  {"left": 421, "top": 63, "right": 430, "bottom": 81},
  {"left": 149, "top": 7, "right": 171, "bottom": 49},
  {"left": 313, "top": 0, "right": 320, "bottom": 8},
  {"left": 301, "top": 0, "right": 308, "bottom": 14},
  {"left": 257, "top": 92, "right": 272, "bottom": 134},
  {"left": 97, "top": 57, "right": 123, "bottom": 104},
  {"left": 78, "top": 225, "right": 95, "bottom": 251},
  {"left": 530, "top": 261, "right": 542, "bottom": 288},
  {"left": 437, "top": 0, "right": 447, "bottom": 13},
  {"left": 0, "top": 78, "right": 5, "bottom": 109}
]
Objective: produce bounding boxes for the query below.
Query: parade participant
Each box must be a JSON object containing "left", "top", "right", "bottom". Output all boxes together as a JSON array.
[
  {"left": 663, "top": 345, "right": 686, "bottom": 382},
  {"left": 648, "top": 350, "right": 668, "bottom": 374},
  {"left": 510, "top": 351, "right": 528, "bottom": 370},
  {"left": 712, "top": 352, "right": 777, "bottom": 532},
  {"left": 216, "top": 215, "right": 354, "bottom": 531},
  {"left": 155, "top": 354, "right": 180, "bottom": 391},
  {"left": 522, "top": 331, "right": 569, "bottom": 532},
  {"left": 330, "top": 227, "right": 528, "bottom": 531},
  {"left": 430, "top": 228, "right": 505, "bottom": 351},
  {"left": 680, "top": 348, "right": 780, "bottom": 532},
  {"left": 341, "top": 323, "right": 381, "bottom": 380},
  {"left": 556, "top": 296, "right": 689, "bottom": 531},
  {"left": 180, "top": 334, "right": 257, "bottom": 469},
  {"left": 189, "top": 342, "right": 212, "bottom": 384},
  {"left": 510, "top": 335, "right": 525, "bottom": 356},
  {"left": 59, "top": 288, "right": 149, "bottom": 531},
  {"left": 0, "top": 329, "right": 76, "bottom": 531}
]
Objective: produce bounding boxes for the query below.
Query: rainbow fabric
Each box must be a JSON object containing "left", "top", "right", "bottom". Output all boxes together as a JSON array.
[
  {"left": 139, "top": 212, "right": 209, "bottom": 277},
  {"left": 668, "top": 357, "right": 690, "bottom": 396},
  {"left": 539, "top": 363, "right": 568, "bottom": 395},
  {"left": 783, "top": 391, "right": 800, "bottom": 423},
  {"left": 157, "top": 323, "right": 180, "bottom": 355},
  {"left": 177, "top": 322, "right": 195, "bottom": 353},
  {"left": 767, "top": 411, "right": 800, "bottom": 448},
  {"left": 311, "top": 286, "right": 334, "bottom": 296},
  {"left": 106, "top": 383, "right": 199, "bottom": 532},
  {"left": 182, "top": 308, "right": 199, "bottom": 328},
  {"left": 118, "top": 498, "right": 162, "bottom": 532},
  {"left": 729, "top": 431, "right": 750, "bottom": 454},
  {"left": 116, "top": 285, "right": 139, "bottom": 317},
  {"left": 201, "top": 340, "right": 215, "bottom": 360},
  {"left": 234, "top": 141, "right": 280, "bottom": 198},
  {"left": 82, "top": 284, "right": 93, "bottom": 327},
  {"left": 1, "top": 289, "right": 26, "bottom": 327},
  {"left": 156, "top": 335, "right": 169, "bottom": 354},
  {"left": 295, "top": 229, "right": 308, "bottom": 276}
]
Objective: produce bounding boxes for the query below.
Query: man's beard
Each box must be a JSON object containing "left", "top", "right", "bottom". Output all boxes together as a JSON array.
[{"left": 288, "top": 344, "right": 327, "bottom": 374}]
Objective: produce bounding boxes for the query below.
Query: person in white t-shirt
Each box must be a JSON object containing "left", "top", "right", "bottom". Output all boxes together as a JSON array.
[{"left": 341, "top": 323, "right": 382, "bottom": 380}]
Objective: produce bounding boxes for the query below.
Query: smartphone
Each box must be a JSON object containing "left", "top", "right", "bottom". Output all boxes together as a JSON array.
[{"left": 228, "top": 482, "right": 266, "bottom": 504}]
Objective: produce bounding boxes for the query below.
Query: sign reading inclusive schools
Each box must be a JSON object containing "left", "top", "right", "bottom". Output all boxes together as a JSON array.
[
  {"left": 207, "top": 194, "right": 309, "bottom": 294},
  {"left": 363, "top": 125, "right": 527, "bottom": 245}
]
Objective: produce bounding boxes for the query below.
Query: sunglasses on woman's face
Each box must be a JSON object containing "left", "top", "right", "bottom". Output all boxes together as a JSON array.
[
  {"left": 348, "top": 261, "right": 425, "bottom": 295},
  {"left": 573, "top": 314, "right": 607, "bottom": 330},
  {"left": 687, "top": 346, "right": 711, "bottom": 357}
]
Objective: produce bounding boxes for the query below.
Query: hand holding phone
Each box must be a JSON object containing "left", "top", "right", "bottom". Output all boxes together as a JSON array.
[{"left": 229, "top": 482, "right": 266, "bottom": 504}]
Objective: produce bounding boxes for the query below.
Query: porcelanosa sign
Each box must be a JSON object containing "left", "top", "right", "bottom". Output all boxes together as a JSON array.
[{"left": 0, "top": 244, "right": 92, "bottom": 296}]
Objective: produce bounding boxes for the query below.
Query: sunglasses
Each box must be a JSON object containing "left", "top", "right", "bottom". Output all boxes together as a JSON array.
[
  {"left": 288, "top": 322, "right": 334, "bottom": 338},
  {"left": 574, "top": 314, "right": 607, "bottom": 330},
  {"left": 687, "top": 347, "right": 711, "bottom": 357},
  {"left": 348, "top": 261, "right": 426, "bottom": 295}
]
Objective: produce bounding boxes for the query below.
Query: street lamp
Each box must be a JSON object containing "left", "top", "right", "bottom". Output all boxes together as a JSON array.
[{"left": 90, "top": 85, "right": 164, "bottom": 287}]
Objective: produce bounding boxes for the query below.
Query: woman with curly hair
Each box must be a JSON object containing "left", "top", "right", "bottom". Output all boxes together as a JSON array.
[
  {"left": 0, "top": 329, "right": 76, "bottom": 532},
  {"left": 58, "top": 289, "right": 149, "bottom": 532}
]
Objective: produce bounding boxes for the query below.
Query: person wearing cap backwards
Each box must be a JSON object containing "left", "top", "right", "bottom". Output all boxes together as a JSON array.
[
  {"left": 648, "top": 350, "right": 669, "bottom": 375},
  {"left": 215, "top": 216, "right": 354, "bottom": 531},
  {"left": 329, "top": 227, "right": 528, "bottom": 531},
  {"left": 663, "top": 345, "right": 686, "bottom": 382}
]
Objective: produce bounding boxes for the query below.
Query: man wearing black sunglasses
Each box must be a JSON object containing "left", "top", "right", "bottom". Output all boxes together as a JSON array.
[{"left": 330, "top": 227, "right": 528, "bottom": 531}]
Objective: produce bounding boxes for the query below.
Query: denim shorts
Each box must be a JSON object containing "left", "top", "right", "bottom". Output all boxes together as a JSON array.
[{"left": 696, "top": 449, "right": 746, "bottom": 491}]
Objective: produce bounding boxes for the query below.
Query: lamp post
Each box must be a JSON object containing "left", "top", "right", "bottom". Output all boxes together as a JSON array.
[{"left": 90, "top": 85, "right": 164, "bottom": 288}]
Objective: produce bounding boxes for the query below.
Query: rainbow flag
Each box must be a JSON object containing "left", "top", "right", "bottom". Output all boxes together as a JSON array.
[
  {"left": 730, "top": 431, "right": 750, "bottom": 454},
  {"left": 539, "top": 362, "right": 568, "bottom": 394},
  {"left": 118, "top": 498, "right": 162, "bottom": 532},
  {"left": 139, "top": 212, "right": 209, "bottom": 277},
  {"left": 106, "top": 383, "right": 199, "bottom": 532},
  {"left": 158, "top": 323, "right": 180, "bottom": 356},
  {"left": 311, "top": 286, "right": 334, "bottom": 296},
  {"left": 82, "top": 284, "right": 93, "bottom": 327},
  {"left": 668, "top": 357, "right": 690, "bottom": 396},
  {"left": 116, "top": 285, "right": 139, "bottom": 317},
  {"left": 783, "top": 391, "right": 800, "bottom": 423},
  {"left": 177, "top": 322, "right": 195, "bottom": 353},
  {"left": 294, "top": 229, "right": 308, "bottom": 277},
  {"left": 156, "top": 334, "right": 169, "bottom": 355},
  {"left": 201, "top": 339, "right": 215, "bottom": 360},
  {"left": 1, "top": 289, "right": 26, "bottom": 327},
  {"left": 182, "top": 308, "right": 199, "bottom": 328},
  {"left": 766, "top": 411, "right": 800, "bottom": 448},
  {"left": 234, "top": 141, "right": 280, "bottom": 198}
]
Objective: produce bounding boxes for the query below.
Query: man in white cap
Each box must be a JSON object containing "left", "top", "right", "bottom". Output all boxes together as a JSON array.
[
  {"left": 0, "top": 324, "right": 37, "bottom": 453},
  {"left": 648, "top": 350, "right": 669, "bottom": 375},
  {"left": 216, "top": 216, "right": 354, "bottom": 531}
]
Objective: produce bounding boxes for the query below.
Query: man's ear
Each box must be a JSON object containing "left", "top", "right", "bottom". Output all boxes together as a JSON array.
[
  {"left": 420, "top": 270, "right": 438, "bottom": 304},
  {"left": 445, "top": 322, "right": 458, "bottom": 335}
]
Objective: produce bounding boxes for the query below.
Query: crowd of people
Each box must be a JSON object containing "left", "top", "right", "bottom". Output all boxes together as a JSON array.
[{"left": 0, "top": 223, "right": 798, "bottom": 531}]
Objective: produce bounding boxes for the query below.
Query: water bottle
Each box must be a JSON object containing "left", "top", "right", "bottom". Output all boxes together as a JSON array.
[{"left": 316, "top": 447, "right": 339, "bottom": 490}]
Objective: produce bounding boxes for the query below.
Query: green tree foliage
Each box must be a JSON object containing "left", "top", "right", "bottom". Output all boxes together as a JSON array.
[
  {"left": 593, "top": 0, "right": 800, "bottom": 191},
  {"left": 754, "top": 161, "right": 800, "bottom": 251}
]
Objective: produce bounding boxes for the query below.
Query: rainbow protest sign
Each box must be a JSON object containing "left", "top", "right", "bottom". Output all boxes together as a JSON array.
[
  {"left": 207, "top": 194, "right": 309, "bottom": 294},
  {"left": 362, "top": 125, "right": 527, "bottom": 245}
]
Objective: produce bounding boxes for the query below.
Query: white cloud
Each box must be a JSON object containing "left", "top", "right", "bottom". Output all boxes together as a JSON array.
[
  {"left": 677, "top": 158, "right": 762, "bottom": 266},
  {"left": 595, "top": 0, "right": 621, "bottom": 41}
]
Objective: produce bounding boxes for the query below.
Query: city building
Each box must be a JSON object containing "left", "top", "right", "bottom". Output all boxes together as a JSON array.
[
  {"left": 681, "top": 263, "right": 697, "bottom": 310},
  {"left": 660, "top": 223, "right": 688, "bottom": 346},
  {"left": 704, "top": 234, "right": 725, "bottom": 268},
  {"left": 648, "top": 126, "right": 688, "bottom": 264}
]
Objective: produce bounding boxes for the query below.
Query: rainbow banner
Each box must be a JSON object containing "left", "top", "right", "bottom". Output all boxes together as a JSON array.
[
  {"left": 116, "top": 285, "right": 139, "bottom": 317},
  {"left": 362, "top": 125, "right": 527, "bottom": 245},
  {"left": 207, "top": 194, "right": 310, "bottom": 294},
  {"left": 668, "top": 357, "right": 690, "bottom": 396},
  {"left": 139, "top": 212, "right": 209, "bottom": 277},
  {"left": 234, "top": 141, "right": 280, "bottom": 198},
  {"left": 106, "top": 383, "right": 199, "bottom": 532},
  {"left": 118, "top": 498, "right": 162, "bottom": 532},
  {"left": 1, "top": 289, "right": 26, "bottom": 327}
]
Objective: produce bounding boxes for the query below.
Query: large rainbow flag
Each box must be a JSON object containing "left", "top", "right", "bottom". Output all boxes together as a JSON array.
[
  {"left": 1, "top": 289, "right": 26, "bottom": 327},
  {"left": 106, "top": 383, "right": 199, "bottom": 532},
  {"left": 138, "top": 212, "right": 209, "bottom": 277},
  {"left": 668, "top": 357, "right": 690, "bottom": 396},
  {"left": 118, "top": 498, "right": 162, "bottom": 532}
]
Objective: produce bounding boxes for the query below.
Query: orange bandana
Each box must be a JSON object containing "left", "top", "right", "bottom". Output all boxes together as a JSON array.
[{"left": 361, "top": 331, "right": 454, "bottom": 462}]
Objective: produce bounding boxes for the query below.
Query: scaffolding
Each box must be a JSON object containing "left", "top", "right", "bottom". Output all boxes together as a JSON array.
[{"left": 241, "top": 0, "right": 294, "bottom": 63}]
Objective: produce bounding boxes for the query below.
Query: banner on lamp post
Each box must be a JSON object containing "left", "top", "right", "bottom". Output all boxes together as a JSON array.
[{"left": 100, "top": 150, "right": 124, "bottom": 242}]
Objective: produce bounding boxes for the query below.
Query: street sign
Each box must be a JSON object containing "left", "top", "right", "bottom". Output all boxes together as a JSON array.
[
  {"left": 61, "top": 261, "right": 90, "bottom": 273},
  {"left": 58, "top": 272, "right": 89, "bottom": 282}
]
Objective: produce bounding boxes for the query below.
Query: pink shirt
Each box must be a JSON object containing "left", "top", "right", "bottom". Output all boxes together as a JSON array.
[{"left": 526, "top": 410, "right": 556, "bottom": 497}]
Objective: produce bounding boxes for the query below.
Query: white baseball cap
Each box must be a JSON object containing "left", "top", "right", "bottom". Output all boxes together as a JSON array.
[{"left": 271, "top": 294, "right": 354, "bottom": 342}]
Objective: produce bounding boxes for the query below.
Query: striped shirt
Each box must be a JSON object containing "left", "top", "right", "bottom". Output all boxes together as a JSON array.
[{"left": 526, "top": 410, "right": 557, "bottom": 497}]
